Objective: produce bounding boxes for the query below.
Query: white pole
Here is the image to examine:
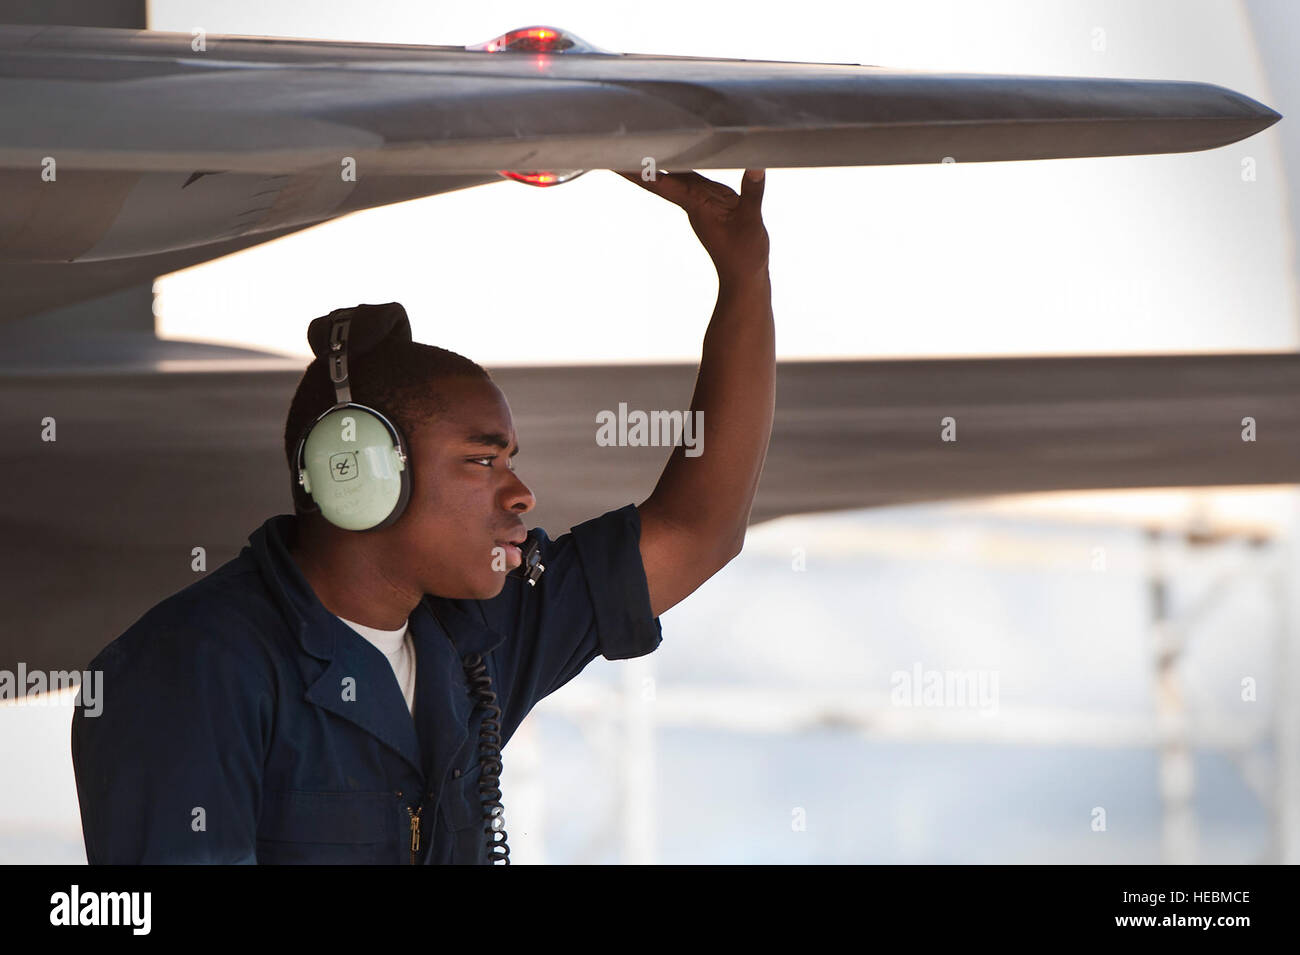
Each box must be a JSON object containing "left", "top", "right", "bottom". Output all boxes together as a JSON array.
[
  {"left": 620, "top": 655, "right": 657, "bottom": 864},
  {"left": 1276, "top": 491, "right": 1300, "bottom": 863},
  {"left": 1148, "top": 526, "right": 1197, "bottom": 864}
]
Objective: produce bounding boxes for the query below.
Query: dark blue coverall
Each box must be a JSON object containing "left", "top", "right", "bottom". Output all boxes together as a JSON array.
[{"left": 70, "top": 504, "right": 662, "bottom": 864}]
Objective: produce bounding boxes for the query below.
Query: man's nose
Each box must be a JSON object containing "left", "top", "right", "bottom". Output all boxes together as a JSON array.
[{"left": 504, "top": 471, "right": 535, "bottom": 514}]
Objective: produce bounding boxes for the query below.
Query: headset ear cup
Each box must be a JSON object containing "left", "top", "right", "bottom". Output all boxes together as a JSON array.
[
  {"left": 369, "top": 418, "right": 412, "bottom": 531},
  {"left": 300, "top": 404, "right": 410, "bottom": 531},
  {"left": 371, "top": 449, "right": 413, "bottom": 531},
  {"left": 294, "top": 432, "right": 316, "bottom": 507}
]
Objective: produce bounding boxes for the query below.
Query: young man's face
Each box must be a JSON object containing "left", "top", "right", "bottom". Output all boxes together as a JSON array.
[{"left": 388, "top": 376, "right": 535, "bottom": 599}]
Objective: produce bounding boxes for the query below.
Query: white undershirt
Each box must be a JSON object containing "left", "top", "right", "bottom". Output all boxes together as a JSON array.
[{"left": 336, "top": 615, "right": 416, "bottom": 717}]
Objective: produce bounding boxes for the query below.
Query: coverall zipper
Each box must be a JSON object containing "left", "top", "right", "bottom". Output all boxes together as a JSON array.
[
  {"left": 398, "top": 790, "right": 423, "bottom": 865},
  {"left": 407, "top": 805, "right": 422, "bottom": 864}
]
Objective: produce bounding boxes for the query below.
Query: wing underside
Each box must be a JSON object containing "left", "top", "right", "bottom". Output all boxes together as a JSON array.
[
  {"left": 0, "top": 25, "right": 1280, "bottom": 175},
  {"left": 0, "top": 25, "right": 1282, "bottom": 318}
]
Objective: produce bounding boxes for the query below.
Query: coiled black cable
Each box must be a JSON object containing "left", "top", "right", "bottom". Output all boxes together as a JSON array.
[{"left": 461, "top": 651, "right": 510, "bottom": 864}]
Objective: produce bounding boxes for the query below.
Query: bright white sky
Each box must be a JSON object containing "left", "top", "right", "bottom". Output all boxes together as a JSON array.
[{"left": 148, "top": 0, "right": 1297, "bottom": 364}]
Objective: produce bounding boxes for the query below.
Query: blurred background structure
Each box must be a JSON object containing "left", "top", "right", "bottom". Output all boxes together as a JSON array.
[{"left": 2, "top": 0, "right": 1298, "bottom": 863}]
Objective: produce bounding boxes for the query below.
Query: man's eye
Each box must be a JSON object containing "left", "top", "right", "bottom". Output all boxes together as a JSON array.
[{"left": 470, "top": 456, "right": 495, "bottom": 467}]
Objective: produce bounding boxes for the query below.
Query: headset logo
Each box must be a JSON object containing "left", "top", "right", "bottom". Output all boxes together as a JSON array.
[{"left": 329, "top": 451, "right": 358, "bottom": 482}]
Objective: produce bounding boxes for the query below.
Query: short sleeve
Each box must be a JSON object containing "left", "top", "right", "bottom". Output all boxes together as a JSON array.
[
  {"left": 475, "top": 504, "right": 663, "bottom": 740},
  {"left": 570, "top": 503, "right": 664, "bottom": 662}
]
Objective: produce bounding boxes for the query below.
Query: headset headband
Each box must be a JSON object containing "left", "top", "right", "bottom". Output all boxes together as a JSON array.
[
  {"left": 328, "top": 315, "right": 353, "bottom": 406},
  {"left": 307, "top": 302, "right": 412, "bottom": 376}
]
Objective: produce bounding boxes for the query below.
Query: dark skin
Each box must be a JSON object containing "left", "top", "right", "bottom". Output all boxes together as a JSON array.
[
  {"left": 291, "top": 376, "right": 534, "bottom": 629},
  {"left": 292, "top": 168, "right": 774, "bottom": 627}
]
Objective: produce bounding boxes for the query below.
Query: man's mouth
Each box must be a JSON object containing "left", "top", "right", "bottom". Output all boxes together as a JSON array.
[
  {"left": 494, "top": 525, "right": 528, "bottom": 571},
  {"left": 494, "top": 540, "right": 524, "bottom": 570}
]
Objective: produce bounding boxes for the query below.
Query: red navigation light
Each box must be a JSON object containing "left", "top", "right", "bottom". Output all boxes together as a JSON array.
[
  {"left": 497, "top": 170, "right": 587, "bottom": 187},
  {"left": 471, "top": 26, "right": 608, "bottom": 186},
  {"left": 491, "top": 27, "right": 561, "bottom": 53},
  {"left": 467, "top": 25, "right": 603, "bottom": 55}
]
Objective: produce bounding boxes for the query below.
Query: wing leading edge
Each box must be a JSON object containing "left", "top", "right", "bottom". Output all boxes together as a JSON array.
[
  {"left": 0, "top": 24, "right": 1280, "bottom": 176},
  {"left": 0, "top": 24, "right": 1281, "bottom": 316}
]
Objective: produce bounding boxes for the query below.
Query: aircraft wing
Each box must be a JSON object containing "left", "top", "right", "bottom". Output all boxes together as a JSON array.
[
  {"left": 0, "top": 24, "right": 1281, "bottom": 317},
  {"left": 4, "top": 352, "right": 1298, "bottom": 671}
]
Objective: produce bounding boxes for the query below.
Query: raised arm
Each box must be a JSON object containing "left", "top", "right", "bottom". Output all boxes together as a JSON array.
[{"left": 617, "top": 168, "right": 775, "bottom": 617}]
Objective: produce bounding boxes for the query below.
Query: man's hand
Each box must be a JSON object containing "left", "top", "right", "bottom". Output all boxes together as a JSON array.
[
  {"left": 616, "top": 168, "right": 769, "bottom": 285},
  {"left": 617, "top": 168, "right": 776, "bottom": 617}
]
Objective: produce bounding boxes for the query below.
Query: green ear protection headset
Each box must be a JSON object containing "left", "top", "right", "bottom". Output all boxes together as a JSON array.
[{"left": 294, "top": 304, "right": 413, "bottom": 532}]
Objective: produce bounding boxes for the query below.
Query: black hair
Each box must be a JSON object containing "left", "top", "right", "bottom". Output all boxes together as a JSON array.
[{"left": 283, "top": 336, "right": 491, "bottom": 513}]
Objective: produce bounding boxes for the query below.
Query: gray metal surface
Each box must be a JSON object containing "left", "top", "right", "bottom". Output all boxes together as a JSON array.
[
  {"left": 0, "top": 26, "right": 1278, "bottom": 177},
  {"left": 3, "top": 352, "right": 1298, "bottom": 673},
  {"left": 0, "top": 174, "right": 500, "bottom": 320},
  {"left": 0, "top": 25, "right": 1280, "bottom": 317}
]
